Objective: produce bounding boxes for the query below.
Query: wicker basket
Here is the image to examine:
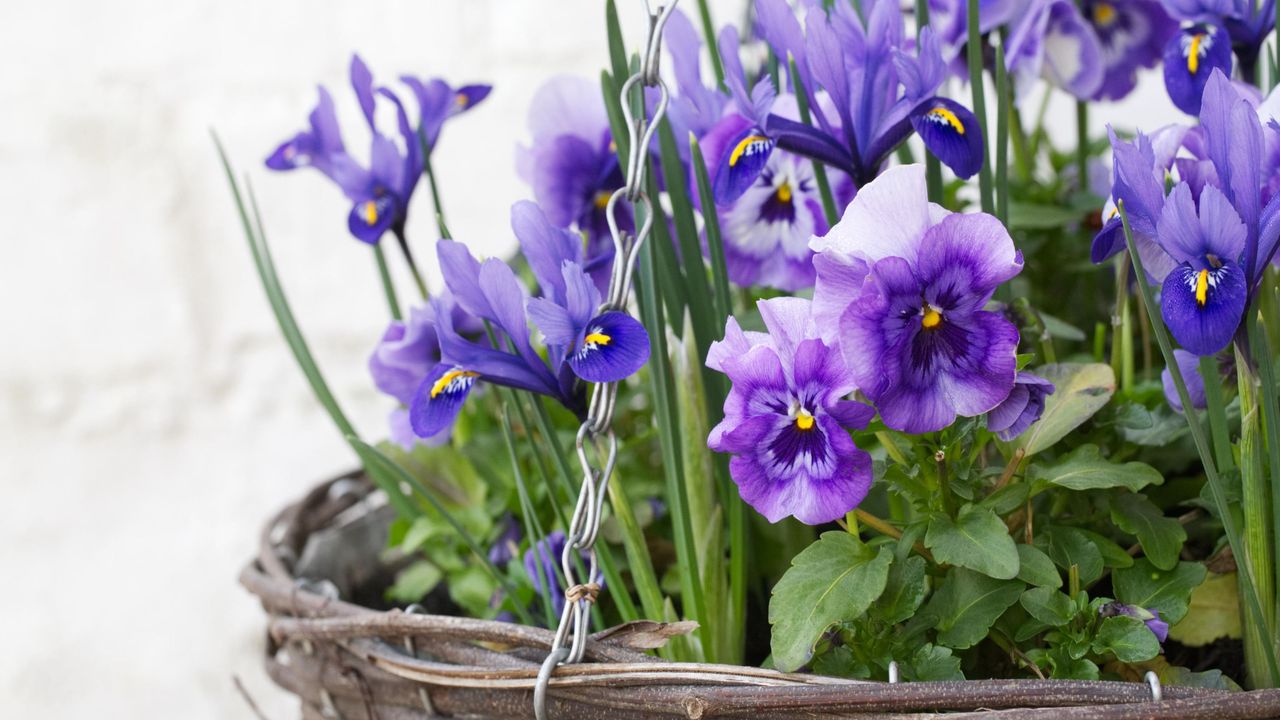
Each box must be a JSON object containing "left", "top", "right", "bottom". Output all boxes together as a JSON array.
[{"left": 243, "top": 472, "right": 1280, "bottom": 719}]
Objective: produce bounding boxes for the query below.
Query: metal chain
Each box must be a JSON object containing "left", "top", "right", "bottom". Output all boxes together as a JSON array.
[{"left": 533, "top": 2, "right": 678, "bottom": 718}]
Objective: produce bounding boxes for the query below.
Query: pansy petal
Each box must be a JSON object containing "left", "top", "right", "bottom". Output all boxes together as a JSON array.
[
  {"left": 911, "top": 98, "right": 985, "bottom": 179},
  {"left": 529, "top": 134, "right": 602, "bottom": 227},
  {"left": 713, "top": 126, "right": 775, "bottom": 204},
  {"left": 811, "top": 164, "right": 943, "bottom": 264},
  {"left": 827, "top": 399, "right": 876, "bottom": 430},
  {"left": 917, "top": 212, "right": 1023, "bottom": 293},
  {"left": 1161, "top": 262, "right": 1247, "bottom": 355},
  {"left": 569, "top": 311, "right": 651, "bottom": 382},
  {"left": 409, "top": 363, "right": 479, "bottom": 438},
  {"left": 1162, "top": 24, "right": 1232, "bottom": 115}
]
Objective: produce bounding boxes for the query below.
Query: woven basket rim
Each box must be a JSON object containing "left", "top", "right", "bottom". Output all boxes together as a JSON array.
[{"left": 243, "top": 470, "right": 1280, "bottom": 719}]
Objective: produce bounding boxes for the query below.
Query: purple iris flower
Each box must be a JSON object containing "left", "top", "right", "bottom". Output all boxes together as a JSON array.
[
  {"left": 987, "top": 371, "right": 1056, "bottom": 440},
  {"left": 929, "top": 0, "right": 1022, "bottom": 69},
  {"left": 1103, "top": 71, "right": 1280, "bottom": 356},
  {"left": 1162, "top": 0, "right": 1276, "bottom": 81},
  {"left": 370, "top": 303, "right": 446, "bottom": 449},
  {"left": 408, "top": 203, "right": 650, "bottom": 439},
  {"left": 812, "top": 165, "right": 1024, "bottom": 434},
  {"left": 266, "top": 55, "right": 488, "bottom": 244},
  {"left": 517, "top": 76, "right": 628, "bottom": 269},
  {"left": 1006, "top": 0, "right": 1106, "bottom": 100},
  {"left": 1162, "top": 22, "right": 1234, "bottom": 114},
  {"left": 706, "top": 297, "right": 876, "bottom": 525},
  {"left": 1161, "top": 348, "right": 1209, "bottom": 412},
  {"left": 488, "top": 513, "right": 523, "bottom": 567},
  {"left": 1084, "top": 0, "right": 1178, "bottom": 100},
  {"left": 523, "top": 530, "right": 602, "bottom": 619},
  {"left": 714, "top": 0, "right": 984, "bottom": 200},
  {"left": 1100, "top": 601, "right": 1170, "bottom": 643}
]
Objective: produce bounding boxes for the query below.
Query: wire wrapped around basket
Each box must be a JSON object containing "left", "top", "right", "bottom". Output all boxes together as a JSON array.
[{"left": 241, "top": 472, "right": 1280, "bottom": 720}]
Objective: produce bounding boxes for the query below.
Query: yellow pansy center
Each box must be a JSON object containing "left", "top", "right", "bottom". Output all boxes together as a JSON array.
[
  {"left": 594, "top": 190, "right": 612, "bottom": 210},
  {"left": 729, "top": 134, "right": 769, "bottom": 166},
  {"left": 921, "top": 305, "right": 943, "bottom": 330},
  {"left": 430, "top": 369, "right": 479, "bottom": 398},
  {"left": 795, "top": 410, "right": 815, "bottom": 431},
  {"left": 1195, "top": 268, "right": 1210, "bottom": 306},
  {"left": 1093, "top": 3, "right": 1117, "bottom": 26},
  {"left": 927, "top": 107, "right": 965, "bottom": 134},
  {"left": 363, "top": 200, "right": 379, "bottom": 226},
  {"left": 775, "top": 182, "right": 793, "bottom": 203}
]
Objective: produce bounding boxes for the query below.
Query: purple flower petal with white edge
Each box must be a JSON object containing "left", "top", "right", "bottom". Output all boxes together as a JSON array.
[
  {"left": 409, "top": 363, "right": 480, "bottom": 438},
  {"left": 911, "top": 97, "right": 985, "bottom": 179},
  {"left": 987, "top": 372, "right": 1055, "bottom": 441},
  {"left": 568, "top": 311, "right": 650, "bottom": 383},
  {"left": 1162, "top": 348, "right": 1209, "bottom": 413},
  {"left": 1163, "top": 24, "right": 1232, "bottom": 115}
]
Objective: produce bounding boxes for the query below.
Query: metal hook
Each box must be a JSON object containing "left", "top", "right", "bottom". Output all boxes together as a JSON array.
[
  {"left": 1145, "top": 671, "right": 1162, "bottom": 703},
  {"left": 533, "top": 647, "right": 571, "bottom": 720},
  {"left": 888, "top": 661, "right": 900, "bottom": 684}
]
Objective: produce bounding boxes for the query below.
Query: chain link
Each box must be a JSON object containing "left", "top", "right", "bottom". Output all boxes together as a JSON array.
[{"left": 533, "top": 2, "right": 678, "bottom": 718}]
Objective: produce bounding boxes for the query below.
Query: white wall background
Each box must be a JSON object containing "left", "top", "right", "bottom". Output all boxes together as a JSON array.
[{"left": 0, "top": 1, "right": 1177, "bottom": 717}]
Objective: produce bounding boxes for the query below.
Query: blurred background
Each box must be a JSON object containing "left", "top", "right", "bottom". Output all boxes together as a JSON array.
[{"left": 0, "top": 0, "right": 1178, "bottom": 717}]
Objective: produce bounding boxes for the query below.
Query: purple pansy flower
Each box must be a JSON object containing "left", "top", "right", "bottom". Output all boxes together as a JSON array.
[
  {"left": 1085, "top": 0, "right": 1178, "bottom": 100},
  {"left": 1103, "top": 71, "right": 1280, "bottom": 356},
  {"left": 812, "top": 165, "right": 1024, "bottom": 434},
  {"left": 714, "top": 0, "right": 984, "bottom": 200},
  {"left": 517, "top": 76, "right": 628, "bottom": 269},
  {"left": 1161, "top": 348, "right": 1210, "bottom": 412},
  {"left": 408, "top": 204, "right": 650, "bottom": 439},
  {"left": 706, "top": 297, "right": 875, "bottom": 525},
  {"left": 267, "top": 55, "right": 488, "bottom": 244},
  {"left": 1100, "top": 601, "right": 1170, "bottom": 643},
  {"left": 1162, "top": 23, "right": 1233, "bottom": 115},
  {"left": 987, "top": 371, "right": 1056, "bottom": 440},
  {"left": 1006, "top": 0, "right": 1106, "bottom": 100}
]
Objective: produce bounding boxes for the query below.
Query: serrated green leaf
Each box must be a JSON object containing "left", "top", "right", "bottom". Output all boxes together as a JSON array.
[
  {"left": 903, "top": 644, "right": 964, "bottom": 681},
  {"left": 875, "top": 555, "right": 928, "bottom": 624},
  {"left": 769, "top": 534, "right": 893, "bottom": 671},
  {"left": 1110, "top": 493, "right": 1185, "bottom": 571},
  {"left": 1114, "top": 559, "right": 1207, "bottom": 625},
  {"left": 1093, "top": 615, "right": 1161, "bottom": 663},
  {"left": 1032, "top": 444, "right": 1163, "bottom": 492},
  {"left": 1036, "top": 525, "right": 1104, "bottom": 585},
  {"left": 1017, "top": 544, "right": 1063, "bottom": 588},
  {"left": 1020, "top": 586, "right": 1075, "bottom": 626},
  {"left": 924, "top": 568, "right": 1024, "bottom": 649},
  {"left": 1016, "top": 363, "right": 1116, "bottom": 456},
  {"left": 925, "top": 505, "right": 1020, "bottom": 580}
]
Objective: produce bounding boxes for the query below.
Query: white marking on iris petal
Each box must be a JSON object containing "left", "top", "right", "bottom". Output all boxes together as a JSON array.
[
  {"left": 430, "top": 367, "right": 479, "bottom": 398},
  {"left": 576, "top": 326, "right": 611, "bottom": 358}
]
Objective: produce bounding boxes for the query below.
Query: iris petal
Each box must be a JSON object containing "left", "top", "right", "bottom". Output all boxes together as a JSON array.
[
  {"left": 1160, "top": 262, "right": 1247, "bottom": 355},
  {"left": 1162, "top": 24, "right": 1232, "bottom": 115},
  {"left": 911, "top": 98, "right": 985, "bottom": 179},
  {"left": 409, "top": 363, "right": 479, "bottom": 438},
  {"left": 347, "top": 194, "right": 399, "bottom": 244},
  {"left": 568, "top": 311, "right": 651, "bottom": 382},
  {"left": 713, "top": 126, "right": 775, "bottom": 204}
]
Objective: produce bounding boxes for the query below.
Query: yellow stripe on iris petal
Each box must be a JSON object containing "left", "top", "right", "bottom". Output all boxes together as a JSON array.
[
  {"left": 1195, "top": 269, "right": 1210, "bottom": 306},
  {"left": 363, "top": 200, "right": 379, "bottom": 226},
  {"left": 927, "top": 107, "right": 965, "bottom": 135},
  {"left": 584, "top": 332, "right": 612, "bottom": 346},
  {"left": 430, "top": 369, "right": 479, "bottom": 398},
  {"left": 729, "top": 134, "right": 769, "bottom": 166},
  {"left": 1188, "top": 34, "right": 1205, "bottom": 74}
]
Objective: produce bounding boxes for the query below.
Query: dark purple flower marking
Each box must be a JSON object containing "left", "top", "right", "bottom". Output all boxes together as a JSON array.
[{"left": 987, "top": 372, "right": 1056, "bottom": 441}]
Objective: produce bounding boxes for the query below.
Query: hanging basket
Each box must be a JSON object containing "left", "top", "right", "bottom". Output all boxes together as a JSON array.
[{"left": 243, "top": 472, "right": 1280, "bottom": 719}]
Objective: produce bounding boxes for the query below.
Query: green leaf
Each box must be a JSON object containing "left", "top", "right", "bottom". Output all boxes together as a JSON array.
[
  {"left": 1032, "top": 444, "right": 1163, "bottom": 492},
  {"left": 769, "top": 534, "right": 893, "bottom": 671},
  {"left": 1110, "top": 492, "right": 1185, "bottom": 571},
  {"left": 1036, "top": 525, "right": 1104, "bottom": 585},
  {"left": 1076, "top": 528, "right": 1135, "bottom": 569},
  {"left": 875, "top": 555, "right": 929, "bottom": 624},
  {"left": 1092, "top": 615, "right": 1161, "bottom": 663},
  {"left": 1008, "top": 202, "right": 1086, "bottom": 230},
  {"left": 385, "top": 560, "right": 443, "bottom": 603},
  {"left": 924, "top": 567, "right": 1024, "bottom": 649},
  {"left": 1016, "top": 363, "right": 1116, "bottom": 456},
  {"left": 1020, "top": 586, "right": 1075, "bottom": 626},
  {"left": 1016, "top": 544, "right": 1062, "bottom": 588},
  {"left": 1113, "top": 559, "right": 1207, "bottom": 625},
  {"left": 903, "top": 644, "right": 964, "bottom": 681},
  {"left": 1168, "top": 572, "right": 1240, "bottom": 646},
  {"left": 924, "top": 505, "right": 1020, "bottom": 580}
]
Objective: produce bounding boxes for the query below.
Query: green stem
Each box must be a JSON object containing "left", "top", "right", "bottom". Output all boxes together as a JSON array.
[
  {"left": 995, "top": 30, "right": 1010, "bottom": 226},
  {"left": 1075, "top": 101, "right": 1089, "bottom": 195},
  {"left": 1119, "top": 202, "right": 1280, "bottom": 687},
  {"left": 1238, "top": 343, "right": 1275, "bottom": 688},
  {"left": 373, "top": 244, "right": 401, "bottom": 321},
  {"left": 696, "top": 0, "right": 725, "bottom": 88},
  {"left": 393, "top": 228, "right": 430, "bottom": 300},
  {"left": 965, "top": 0, "right": 994, "bottom": 214},
  {"left": 915, "top": 0, "right": 944, "bottom": 203},
  {"left": 420, "top": 137, "right": 450, "bottom": 240},
  {"left": 789, "top": 57, "right": 838, "bottom": 226},
  {"left": 1201, "top": 354, "right": 1236, "bottom": 473},
  {"left": 1110, "top": 253, "right": 1130, "bottom": 392}
]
